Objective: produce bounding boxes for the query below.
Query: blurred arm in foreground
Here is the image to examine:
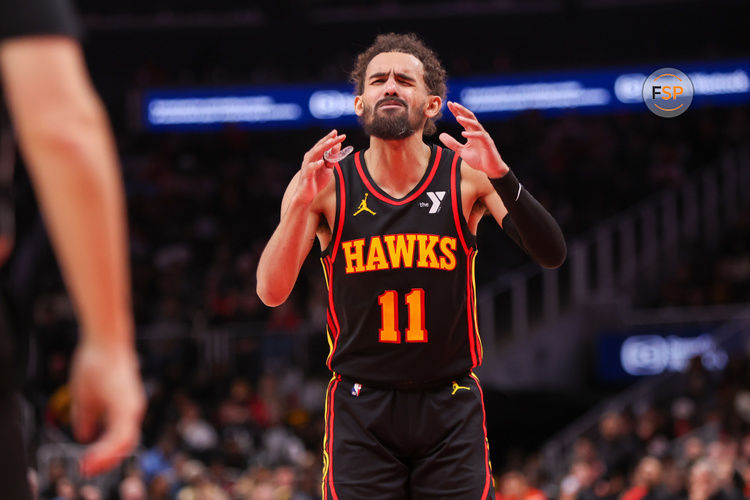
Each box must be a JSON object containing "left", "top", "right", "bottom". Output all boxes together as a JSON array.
[{"left": 0, "top": 28, "right": 144, "bottom": 476}]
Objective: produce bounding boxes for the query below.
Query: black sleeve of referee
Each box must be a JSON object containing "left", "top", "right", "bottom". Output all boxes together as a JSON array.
[
  {"left": 0, "top": 0, "right": 80, "bottom": 42},
  {"left": 492, "top": 170, "right": 566, "bottom": 269}
]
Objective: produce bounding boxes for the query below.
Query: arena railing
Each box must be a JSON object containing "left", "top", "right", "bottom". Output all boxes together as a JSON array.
[{"left": 477, "top": 146, "right": 750, "bottom": 353}]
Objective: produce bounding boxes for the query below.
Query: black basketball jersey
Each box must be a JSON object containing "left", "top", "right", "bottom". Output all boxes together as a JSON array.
[{"left": 320, "top": 144, "right": 483, "bottom": 388}]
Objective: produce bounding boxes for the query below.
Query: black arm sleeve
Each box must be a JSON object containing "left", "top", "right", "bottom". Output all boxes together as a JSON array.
[
  {"left": 493, "top": 170, "right": 567, "bottom": 268},
  {"left": 0, "top": 0, "right": 80, "bottom": 42}
]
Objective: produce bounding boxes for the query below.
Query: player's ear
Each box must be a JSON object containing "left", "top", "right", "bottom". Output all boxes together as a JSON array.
[
  {"left": 424, "top": 95, "right": 442, "bottom": 119},
  {"left": 354, "top": 96, "right": 364, "bottom": 117}
]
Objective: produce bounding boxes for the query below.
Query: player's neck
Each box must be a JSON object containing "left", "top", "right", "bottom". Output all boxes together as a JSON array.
[{"left": 364, "top": 134, "right": 431, "bottom": 197}]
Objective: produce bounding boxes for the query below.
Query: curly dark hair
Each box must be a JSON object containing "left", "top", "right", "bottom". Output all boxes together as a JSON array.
[{"left": 350, "top": 33, "right": 447, "bottom": 136}]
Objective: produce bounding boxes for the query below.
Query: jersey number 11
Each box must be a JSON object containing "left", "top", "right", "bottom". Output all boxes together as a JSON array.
[{"left": 377, "top": 289, "right": 427, "bottom": 343}]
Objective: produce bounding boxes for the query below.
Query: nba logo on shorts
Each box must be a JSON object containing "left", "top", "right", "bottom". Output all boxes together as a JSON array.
[{"left": 352, "top": 383, "right": 362, "bottom": 397}]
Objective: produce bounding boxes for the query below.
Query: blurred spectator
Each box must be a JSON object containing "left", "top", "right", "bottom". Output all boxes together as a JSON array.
[
  {"left": 559, "top": 459, "right": 601, "bottom": 500},
  {"left": 689, "top": 459, "right": 725, "bottom": 500},
  {"left": 672, "top": 399, "right": 697, "bottom": 439},
  {"left": 175, "top": 460, "right": 228, "bottom": 500},
  {"left": 660, "top": 459, "right": 687, "bottom": 500},
  {"left": 148, "top": 473, "right": 172, "bottom": 500},
  {"left": 597, "top": 411, "right": 639, "bottom": 477},
  {"left": 119, "top": 476, "right": 147, "bottom": 500},
  {"left": 177, "top": 402, "right": 219, "bottom": 460},
  {"left": 497, "top": 471, "right": 547, "bottom": 500},
  {"left": 51, "top": 477, "right": 76, "bottom": 500},
  {"left": 621, "top": 456, "right": 662, "bottom": 500},
  {"left": 681, "top": 437, "right": 707, "bottom": 469},
  {"left": 78, "top": 484, "right": 103, "bottom": 500},
  {"left": 217, "top": 378, "right": 254, "bottom": 430},
  {"left": 141, "top": 432, "right": 178, "bottom": 483},
  {"left": 41, "top": 458, "right": 67, "bottom": 500}
]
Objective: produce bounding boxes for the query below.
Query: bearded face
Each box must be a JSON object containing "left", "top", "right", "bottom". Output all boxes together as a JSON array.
[{"left": 360, "top": 96, "right": 426, "bottom": 140}]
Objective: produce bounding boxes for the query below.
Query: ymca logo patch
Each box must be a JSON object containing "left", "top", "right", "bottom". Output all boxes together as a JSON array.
[{"left": 420, "top": 191, "right": 446, "bottom": 214}]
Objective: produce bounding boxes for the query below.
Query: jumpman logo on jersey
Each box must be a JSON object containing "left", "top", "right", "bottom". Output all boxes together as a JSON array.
[
  {"left": 353, "top": 193, "right": 376, "bottom": 216},
  {"left": 451, "top": 381, "right": 471, "bottom": 395}
]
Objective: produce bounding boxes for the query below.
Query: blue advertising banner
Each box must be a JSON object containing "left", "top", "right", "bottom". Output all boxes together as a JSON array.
[
  {"left": 143, "top": 59, "right": 750, "bottom": 131},
  {"left": 597, "top": 325, "right": 729, "bottom": 382}
]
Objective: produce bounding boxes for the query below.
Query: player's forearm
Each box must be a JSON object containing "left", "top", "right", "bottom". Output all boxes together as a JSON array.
[
  {"left": 256, "top": 196, "right": 316, "bottom": 307},
  {"left": 21, "top": 104, "right": 134, "bottom": 346},
  {"left": 492, "top": 171, "right": 566, "bottom": 269},
  {"left": 1, "top": 38, "right": 134, "bottom": 347}
]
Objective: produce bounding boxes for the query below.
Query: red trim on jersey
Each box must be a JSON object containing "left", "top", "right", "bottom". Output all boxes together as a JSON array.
[
  {"left": 325, "top": 311, "right": 335, "bottom": 367},
  {"left": 470, "top": 372, "right": 493, "bottom": 499},
  {"left": 466, "top": 249, "right": 478, "bottom": 367},
  {"left": 452, "top": 153, "right": 479, "bottom": 364},
  {"left": 326, "top": 257, "right": 342, "bottom": 371},
  {"left": 353, "top": 147, "right": 442, "bottom": 206},
  {"left": 450, "top": 153, "right": 470, "bottom": 255},
  {"left": 330, "top": 163, "right": 346, "bottom": 263},
  {"left": 326, "top": 312, "right": 334, "bottom": 335},
  {"left": 327, "top": 377, "right": 341, "bottom": 500},
  {"left": 471, "top": 251, "right": 483, "bottom": 365},
  {"left": 322, "top": 377, "right": 333, "bottom": 500}
]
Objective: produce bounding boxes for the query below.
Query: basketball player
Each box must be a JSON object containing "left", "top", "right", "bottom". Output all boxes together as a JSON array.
[
  {"left": 0, "top": 0, "right": 145, "bottom": 494},
  {"left": 257, "top": 33, "right": 566, "bottom": 499}
]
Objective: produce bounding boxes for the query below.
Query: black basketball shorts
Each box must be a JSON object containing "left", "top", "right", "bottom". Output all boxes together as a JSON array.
[{"left": 321, "top": 373, "right": 495, "bottom": 500}]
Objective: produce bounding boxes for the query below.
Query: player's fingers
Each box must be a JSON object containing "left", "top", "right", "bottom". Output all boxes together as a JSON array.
[
  {"left": 449, "top": 101, "right": 478, "bottom": 120},
  {"left": 303, "top": 130, "right": 338, "bottom": 164},
  {"left": 446, "top": 100, "right": 466, "bottom": 115},
  {"left": 312, "top": 129, "right": 338, "bottom": 149},
  {"left": 455, "top": 115, "right": 483, "bottom": 131},
  {"left": 461, "top": 130, "right": 486, "bottom": 138},
  {"left": 439, "top": 132, "right": 464, "bottom": 152},
  {"left": 309, "top": 159, "right": 326, "bottom": 171},
  {"left": 79, "top": 414, "right": 140, "bottom": 477},
  {"left": 446, "top": 100, "right": 460, "bottom": 117},
  {"left": 71, "top": 397, "right": 100, "bottom": 444}
]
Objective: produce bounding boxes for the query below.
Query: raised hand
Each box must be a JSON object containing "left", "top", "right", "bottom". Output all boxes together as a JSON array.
[
  {"left": 438, "top": 101, "right": 509, "bottom": 179},
  {"left": 295, "top": 130, "right": 347, "bottom": 205}
]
